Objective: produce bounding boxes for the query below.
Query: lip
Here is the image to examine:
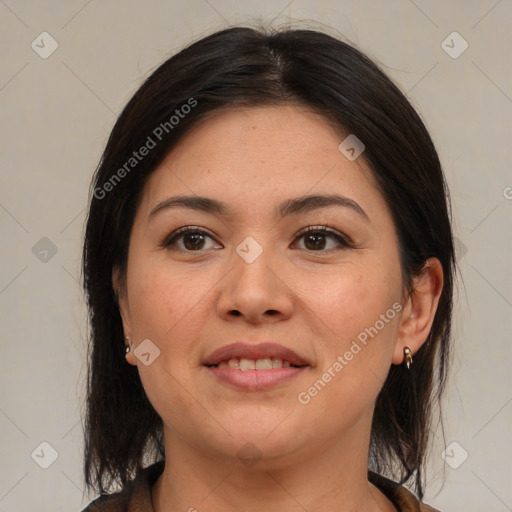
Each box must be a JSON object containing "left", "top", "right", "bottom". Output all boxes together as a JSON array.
[
  {"left": 202, "top": 342, "right": 309, "bottom": 367},
  {"left": 207, "top": 366, "right": 308, "bottom": 390},
  {"left": 202, "top": 342, "right": 310, "bottom": 391}
]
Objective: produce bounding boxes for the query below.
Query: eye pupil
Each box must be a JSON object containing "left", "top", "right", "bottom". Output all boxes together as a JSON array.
[
  {"left": 305, "top": 233, "right": 326, "bottom": 250},
  {"left": 184, "top": 233, "right": 205, "bottom": 250}
]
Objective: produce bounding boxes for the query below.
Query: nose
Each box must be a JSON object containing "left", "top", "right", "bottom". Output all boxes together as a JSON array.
[{"left": 216, "top": 242, "right": 294, "bottom": 324}]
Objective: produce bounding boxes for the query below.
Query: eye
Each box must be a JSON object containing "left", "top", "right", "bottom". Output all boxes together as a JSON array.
[
  {"left": 292, "top": 226, "right": 353, "bottom": 251},
  {"left": 160, "top": 226, "right": 222, "bottom": 251}
]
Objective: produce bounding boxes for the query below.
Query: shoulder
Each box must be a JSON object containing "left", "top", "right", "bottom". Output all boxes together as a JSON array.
[
  {"left": 368, "top": 471, "right": 441, "bottom": 512},
  {"left": 80, "top": 461, "right": 165, "bottom": 512}
]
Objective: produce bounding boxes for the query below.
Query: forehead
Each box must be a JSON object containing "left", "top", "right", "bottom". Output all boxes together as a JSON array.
[{"left": 138, "top": 105, "right": 383, "bottom": 220}]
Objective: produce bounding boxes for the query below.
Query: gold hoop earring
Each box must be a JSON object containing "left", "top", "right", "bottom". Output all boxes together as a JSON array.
[{"left": 403, "top": 346, "right": 413, "bottom": 369}]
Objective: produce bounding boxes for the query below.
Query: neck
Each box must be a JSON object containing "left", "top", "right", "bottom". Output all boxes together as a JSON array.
[{"left": 152, "top": 412, "right": 396, "bottom": 512}]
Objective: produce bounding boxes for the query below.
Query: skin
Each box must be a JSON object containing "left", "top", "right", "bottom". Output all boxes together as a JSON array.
[{"left": 114, "top": 105, "right": 443, "bottom": 512}]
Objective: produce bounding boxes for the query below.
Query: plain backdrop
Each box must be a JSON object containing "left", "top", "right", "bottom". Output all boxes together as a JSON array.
[{"left": 0, "top": 1, "right": 511, "bottom": 511}]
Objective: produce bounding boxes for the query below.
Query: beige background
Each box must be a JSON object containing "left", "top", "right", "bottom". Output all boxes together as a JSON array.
[{"left": 1, "top": 1, "right": 511, "bottom": 511}]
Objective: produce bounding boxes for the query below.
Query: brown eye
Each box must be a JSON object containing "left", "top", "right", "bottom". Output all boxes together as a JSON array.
[
  {"left": 294, "top": 226, "right": 352, "bottom": 252},
  {"left": 161, "top": 227, "right": 222, "bottom": 251},
  {"left": 182, "top": 232, "right": 206, "bottom": 250},
  {"left": 304, "top": 233, "right": 327, "bottom": 250}
]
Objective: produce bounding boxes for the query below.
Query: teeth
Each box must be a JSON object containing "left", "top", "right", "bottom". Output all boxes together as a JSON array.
[
  {"left": 228, "top": 359, "right": 240, "bottom": 369},
  {"left": 217, "top": 357, "right": 296, "bottom": 370},
  {"left": 240, "top": 358, "right": 256, "bottom": 371},
  {"left": 255, "top": 358, "right": 273, "bottom": 370}
]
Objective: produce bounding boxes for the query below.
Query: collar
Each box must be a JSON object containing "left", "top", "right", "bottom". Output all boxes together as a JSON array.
[{"left": 83, "top": 461, "right": 440, "bottom": 512}]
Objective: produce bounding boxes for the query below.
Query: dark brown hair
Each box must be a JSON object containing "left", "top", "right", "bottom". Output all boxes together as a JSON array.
[{"left": 82, "top": 24, "right": 455, "bottom": 499}]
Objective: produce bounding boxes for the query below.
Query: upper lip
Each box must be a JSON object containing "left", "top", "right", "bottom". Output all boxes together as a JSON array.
[{"left": 202, "top": 342, "right": 309, "bottom": 366}]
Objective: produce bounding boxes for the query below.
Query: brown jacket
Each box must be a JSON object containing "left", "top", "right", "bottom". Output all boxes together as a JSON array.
[{"left": 82, "top": 461, "right": 440, "bottom": 512}]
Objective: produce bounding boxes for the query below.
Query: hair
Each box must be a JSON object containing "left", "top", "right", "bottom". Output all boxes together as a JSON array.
[{"left": 82, "top": 24, "right": 455, "bottom": 499}]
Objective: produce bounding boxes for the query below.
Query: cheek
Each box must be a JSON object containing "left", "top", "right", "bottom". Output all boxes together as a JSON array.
[
  {"left": 299, "top": 259, "right": 400, "bottom": 341},
  {"left": 298, "top": 260, "right": 401, "bottom": 404},
  {"left": 126, "top": 260, "right": 217, "bottom": 422},
  {"left": 127, "top": 257, "right": 214, "bottom": 340}
]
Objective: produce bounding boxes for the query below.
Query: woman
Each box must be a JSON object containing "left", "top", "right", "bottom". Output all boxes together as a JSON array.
[{"left": 81, "top": 25, "right": 454, "bottom": 512}]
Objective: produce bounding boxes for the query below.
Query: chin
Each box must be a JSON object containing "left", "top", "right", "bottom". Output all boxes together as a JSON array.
[{"left": 218, "top": 415, "right": 308, "bottom": 461}]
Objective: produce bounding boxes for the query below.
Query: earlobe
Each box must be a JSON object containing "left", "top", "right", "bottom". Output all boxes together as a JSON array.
[
  {"left": 124, "top": 336, "right": 138, "bottom": 365},
  {"left": 392, "top": 257, "right": 444, "bottom": 365},
  {"left": 112, "top": 267, "right": 135, "bottom": 360}
]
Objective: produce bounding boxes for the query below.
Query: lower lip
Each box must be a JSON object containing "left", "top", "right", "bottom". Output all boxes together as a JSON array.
[{"left": 205, "top": 366, "right": 308, "bottom": 390}]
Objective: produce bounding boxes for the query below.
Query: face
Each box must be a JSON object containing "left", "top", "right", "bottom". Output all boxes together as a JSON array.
[{"left": 116, "top": 105, "right": 409, "bottom": 465}]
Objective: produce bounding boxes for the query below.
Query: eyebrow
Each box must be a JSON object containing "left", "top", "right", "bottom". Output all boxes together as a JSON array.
[{"left": 149, "top": 194, "right": 369, "bottom": 222}]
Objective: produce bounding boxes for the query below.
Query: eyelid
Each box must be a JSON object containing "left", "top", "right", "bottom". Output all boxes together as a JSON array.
[
  {"left": 160, "top": 226, "right": 221, "bottom": 249},
  {"left": 160, "top": 224, "right": 355, "bottom": 252},
  {"left": 293, "top": 225, "right": 355, "bottom": 249}
]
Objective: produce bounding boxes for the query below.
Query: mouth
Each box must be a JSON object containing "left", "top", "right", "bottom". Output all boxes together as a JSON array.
[
  {"left": 203, "top": 341, "right": 309, "bottom": 367},
  {"left": 207, "top": 357, "right": 304, "bottom": 370},
  {"left": 202, "top": 342, "right": 310, "bottom": 390}
]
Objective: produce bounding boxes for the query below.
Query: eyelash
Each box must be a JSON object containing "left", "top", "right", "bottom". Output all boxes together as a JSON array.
[
  {"left": 295, "top": 225, "right": 354, "bottom": 250},
  {"left": 160, "top": 225, "right": 354, "bottom": 252}
]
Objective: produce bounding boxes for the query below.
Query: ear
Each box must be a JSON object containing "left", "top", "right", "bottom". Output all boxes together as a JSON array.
[
  {"left": 112, "top": 267, "right": 137, "bottom": 366},
  {"left": 392, "top": 257, "right": 444, "bottom": 365}
]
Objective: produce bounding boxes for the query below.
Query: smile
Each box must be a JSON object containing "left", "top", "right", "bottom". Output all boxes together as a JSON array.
[
  {"left": 202, "top": 342, "right": 311, "bottom": 390},
  {"left": 211, "top": 357, "right": 300, "bottom": 370}
]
